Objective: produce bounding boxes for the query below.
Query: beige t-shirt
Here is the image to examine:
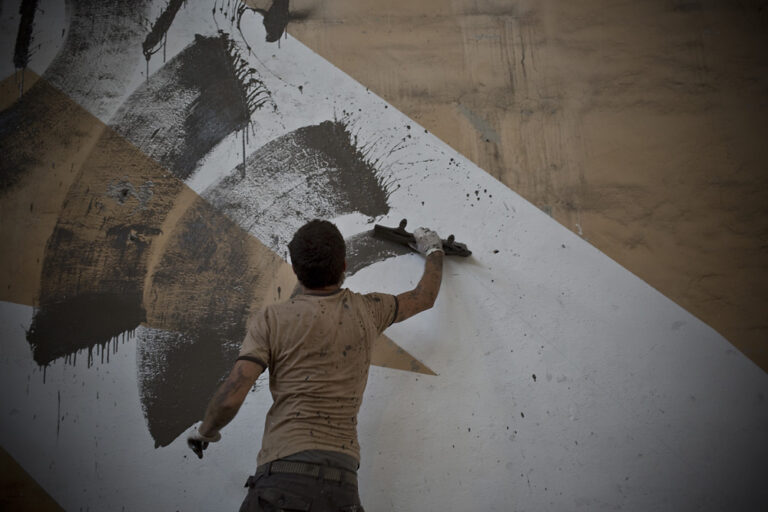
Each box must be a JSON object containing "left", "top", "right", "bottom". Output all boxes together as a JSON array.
[{"left": 238, "top": 288, "right": 398, "bottom": 465}]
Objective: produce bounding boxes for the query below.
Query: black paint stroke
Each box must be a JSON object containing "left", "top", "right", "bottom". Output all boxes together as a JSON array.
[
  {"left": 112, "top": 33, "right": 271, "bottom": 180},
  {"left": 137, "top": 327, "right": 240, "bottom": 448},
  {"left": 13, "top": 0, "right": 40, "bottom": 70},
  {"left": 27, "top": 293, "right": 145, "bottom": 366},
  {"left": 204, "top": 120, "right": 393, "bottom": 255}
]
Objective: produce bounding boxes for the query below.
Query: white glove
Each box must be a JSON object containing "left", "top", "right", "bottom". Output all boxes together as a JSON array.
[
  {"left": 187, "top": 426, "right": 222, "bottom": 459},
  {"left": 412, "top": 227, "right": 444, "bottom": 256}
]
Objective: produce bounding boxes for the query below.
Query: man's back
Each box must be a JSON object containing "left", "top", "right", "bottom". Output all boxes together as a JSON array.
[
  {"left": 239, "top": 289, "right": 397, "bottom": 465},
  {"left": 187, "top": 219, "right": 444, "bottom": 511}
]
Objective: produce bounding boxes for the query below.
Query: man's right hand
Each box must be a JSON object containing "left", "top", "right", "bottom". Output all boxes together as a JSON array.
[{"left": 412, "top": 227, "right": 443, "bottom": 256}]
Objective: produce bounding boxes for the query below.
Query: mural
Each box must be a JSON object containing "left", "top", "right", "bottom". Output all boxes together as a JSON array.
[
  {"left": 1, "top": 1, "right": 767, "bottom": 511},
  {"left": 2, "top": 0, "right": 429, "bottom": 451}
]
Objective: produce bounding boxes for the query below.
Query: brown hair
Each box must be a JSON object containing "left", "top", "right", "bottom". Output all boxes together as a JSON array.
[{"left": 288, "top": 220, "right": 346, "bottom": 288}]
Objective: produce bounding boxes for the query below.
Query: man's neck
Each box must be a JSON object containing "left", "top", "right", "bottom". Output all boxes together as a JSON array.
[{"left": 301, "top": 284, "right": 342, "bottom": 296}]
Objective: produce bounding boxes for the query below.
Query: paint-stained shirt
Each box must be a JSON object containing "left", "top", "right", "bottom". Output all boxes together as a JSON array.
[{"left": 238, "top": 288, "right": 398, "bottom": 465}]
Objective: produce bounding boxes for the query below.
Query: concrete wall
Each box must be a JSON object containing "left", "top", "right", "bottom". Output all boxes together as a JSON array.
[{"left": 1, "top": 1, "right": 766, "bottom": 510}]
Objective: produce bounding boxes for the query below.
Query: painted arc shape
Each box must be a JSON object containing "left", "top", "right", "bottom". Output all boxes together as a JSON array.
[
  {"left": 112, "top": 32, "right": 270, "bottom": 180},
  {"left": 203, "top": 120, "right": 392, "bottom": 255},
  {"left": 0, "top": 1, "right": 767, "bottom": 511},
  {"left": 41, "top": 0, "right": 154, "bottom": 121}
]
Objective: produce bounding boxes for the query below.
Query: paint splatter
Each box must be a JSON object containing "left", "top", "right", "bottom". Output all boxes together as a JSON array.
[{"left": 204, "top": 120, "right": 394, "bottom": 255}]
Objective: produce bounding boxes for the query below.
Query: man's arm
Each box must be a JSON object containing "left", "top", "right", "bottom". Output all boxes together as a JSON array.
[
  {"left": 187, "top": 359, "right": 264, "bottom": 458},
  {"left": 394, "top": 227, "right": 444, "bottom": 323}
]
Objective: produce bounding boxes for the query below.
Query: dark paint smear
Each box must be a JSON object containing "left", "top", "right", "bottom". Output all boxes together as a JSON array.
[
  {"left": 112, "top": 33, "right": 269, "bottom": 180},
  {"left": 345, "top": 231, "right": 412, "bottom": 276},
  {"left": 205, "top": 120, "right": 392, "bottom": 253},
  {"left": 28, "top": 218, "right": 164, "bottom": 365},
  {"left": 137, "top": 327, "right": 241, "bottom": 448},
  {"left": 27, "top": 293, "right": 145, "bottom": 366},
  {"left": 137, "top": 198, "right": 257, "bottom": 446},
  {"left": 142, "top": 0, "right": 186, "bottom": 62},
  {"left": 13, "top": 0, "right": 40, "bottom": 70}
]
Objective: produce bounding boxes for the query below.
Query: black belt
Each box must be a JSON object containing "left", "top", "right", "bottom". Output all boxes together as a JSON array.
[{"left": 253, "top": 460, "right": 358, "bottom": 486}]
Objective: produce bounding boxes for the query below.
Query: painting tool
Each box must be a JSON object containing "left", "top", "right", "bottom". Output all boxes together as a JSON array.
[{"left": 372, "top": 219, "right": 472, "bottom": 257}]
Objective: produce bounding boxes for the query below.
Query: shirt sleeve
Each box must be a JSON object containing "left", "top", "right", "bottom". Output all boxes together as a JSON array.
[
  {"left": 362, "top": 293, "right": 399, "bottom": 334},
  {"left": 237, "top": 307, "right": 271, "bottom": 369}
]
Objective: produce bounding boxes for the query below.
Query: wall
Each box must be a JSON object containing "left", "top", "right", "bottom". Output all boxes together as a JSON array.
[{"left": 0, "top": 1, "right": 766, "bottom": 510}]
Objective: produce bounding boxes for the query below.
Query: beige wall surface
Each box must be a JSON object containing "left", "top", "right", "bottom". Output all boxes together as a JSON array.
[{"left": 286, "top": 0, "right": 768, "bottom": 371}]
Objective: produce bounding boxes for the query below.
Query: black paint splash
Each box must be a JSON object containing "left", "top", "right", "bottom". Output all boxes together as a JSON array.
[
  {"left": 204, "top": 120, "right": 394, "bottom": 255},
  {"left": 112, "top": 33, "right": 272, "bottom": 180},
  {"left": 13, "top": 0, "right": 40, "bottom": 71}
]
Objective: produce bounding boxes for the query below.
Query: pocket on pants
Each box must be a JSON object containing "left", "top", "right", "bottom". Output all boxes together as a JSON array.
[{"left": 256, "top": 487, "right": 311, "bottom": 512}]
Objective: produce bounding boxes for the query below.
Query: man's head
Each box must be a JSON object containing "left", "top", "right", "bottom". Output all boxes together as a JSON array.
[{"left": 288, "top": 220, "right": 346, "bottom": 289}]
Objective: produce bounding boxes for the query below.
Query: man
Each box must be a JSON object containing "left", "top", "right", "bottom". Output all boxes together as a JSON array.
[{"left": 187, "top": 219, "right": 444, "bottom": 511}]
